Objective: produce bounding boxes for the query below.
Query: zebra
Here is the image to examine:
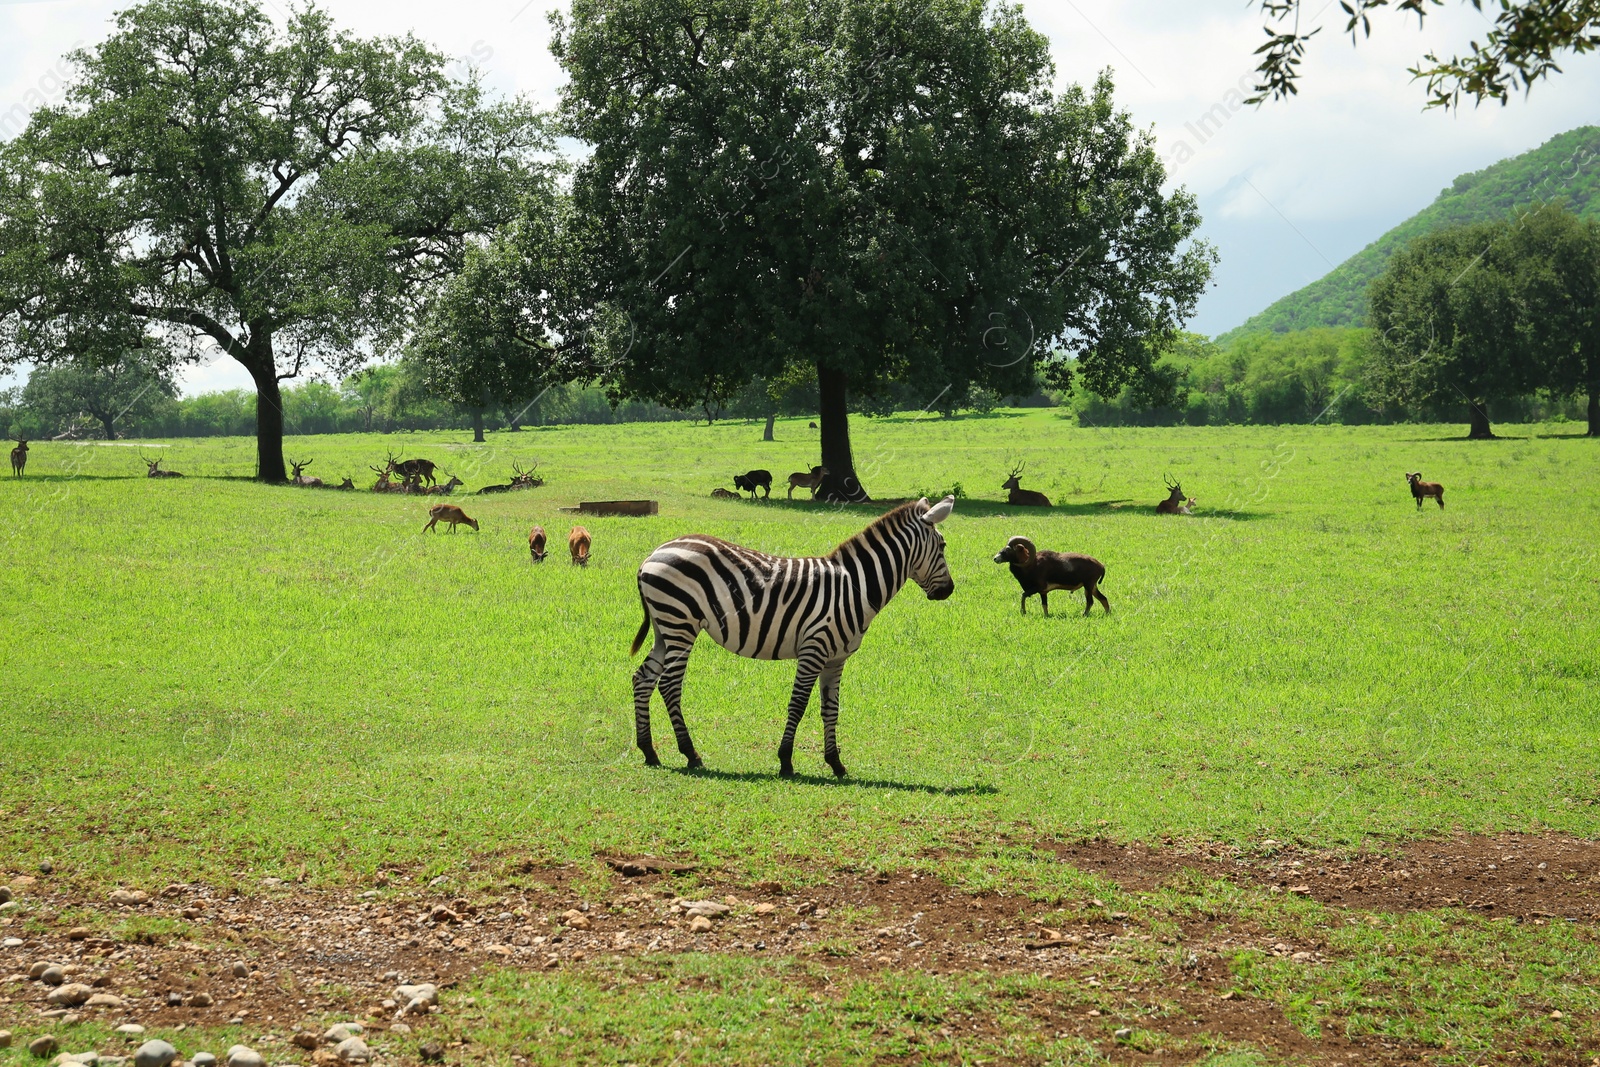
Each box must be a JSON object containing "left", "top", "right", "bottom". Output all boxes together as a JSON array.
[{"left": 629, "top": 494, "right": 957, "bottom": 778}]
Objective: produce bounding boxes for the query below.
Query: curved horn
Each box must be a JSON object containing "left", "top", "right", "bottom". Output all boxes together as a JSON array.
[{"left": 1006, "top": 535, "right": 1037, "bottom": 564}]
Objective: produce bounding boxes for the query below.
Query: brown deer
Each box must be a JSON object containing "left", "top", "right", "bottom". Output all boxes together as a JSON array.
[
  {"left": 529, "top": 525, "right": 548, "bottom": 562},
  {"left": 786, "top": 465, "right": 829, "bottom": 499},
  {"left": 422, "top": 504, "right": 479, "bottom": 533},
  {"left": 333, "top": 476, "right": 355, "bottom": 490},
  {"left": 9, "top": 437, "right": 27, "bottom": 477},
  {"left": 1155, "top": 477, "right": 1185, "bottom": 514},
  {"left": 289, "top": 459, "right": 323, "bottom": 488},
  {"left": 423, "top": 475, "right": 464, "bottom": 496},
  {"left": 569, "top": 525, "right": 591, "bottom": 566},
  {"left": 1177, "top": 496, "right": 1197, "bottom": 515},
  {"left": 710, "top": 487, "right": 740, "bottom": 500},
  {"left": 1001, "top": 462, "right": 1050, "bottom": 507},
  {"left": 386, "top": 452, "right": 438, "bottom": 487},
  {"left": 993, "top": 536, "right": 1110, "bottom": 617},
  {"left": 142, "top": 454, "right": 184, "bottom": 478},
  {"left": 1406, "top": 472, "right": 1445, "bottom": 509},
  {"left": 370, "top": 465, "right": 400, "bottom": 493},
  {"left": 476, "top": 461, "right": 542, "bottom": 494}
]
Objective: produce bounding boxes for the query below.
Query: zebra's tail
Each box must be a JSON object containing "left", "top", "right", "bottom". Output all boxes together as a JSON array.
[{"left": 629, "top": 590, "right": 653, "bottom": 656}]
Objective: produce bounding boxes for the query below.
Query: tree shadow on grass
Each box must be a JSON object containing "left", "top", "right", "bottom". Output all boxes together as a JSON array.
[
  {"left": 745, "top": 497, "right": 1267, "bottom": 521},
  {"left": 1403, "top": 434, "right": 1527, "bottom": 442},
  {"left": 671, "top": 765, "right": 998, "bottom": 796}
]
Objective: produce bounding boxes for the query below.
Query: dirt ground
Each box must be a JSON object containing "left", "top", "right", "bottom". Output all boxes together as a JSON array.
[{"left": 2, "top": 832, "right": 1597, "bottom": 1065}]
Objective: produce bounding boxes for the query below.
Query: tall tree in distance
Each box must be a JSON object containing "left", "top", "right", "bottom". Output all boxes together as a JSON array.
[
  {"left": 22, "top": 349, "right": 176, "bottom": 440},
  {"left": 551, "top": 0, "right": 1212, "bottom": 501},
  {"left": 0, "top": 0, "right": 552, "bottom": 481},
  {"left": 1510, "top": 204, "right": 1600, "bottom": 435}
]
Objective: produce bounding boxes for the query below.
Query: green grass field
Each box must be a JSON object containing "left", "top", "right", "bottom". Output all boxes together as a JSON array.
[{"left": 2, "top": 412, "right": 1598, "bottom": 1064}]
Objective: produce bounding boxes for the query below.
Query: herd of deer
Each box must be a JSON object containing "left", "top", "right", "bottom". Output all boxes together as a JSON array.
[{"left": 423, "top": 512, "right": 591, "bottom": 567}]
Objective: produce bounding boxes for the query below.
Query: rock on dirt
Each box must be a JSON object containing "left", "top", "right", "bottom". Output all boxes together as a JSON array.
[
  {"left": 38, "top": 964, "right": 65, "bottom": 985},
  {"left": 225, "top": 1045, "right": 264, "bottom": 1067},
  {"left": 108, "top": 890, "right": 149, "bottom": 907},
  {"left": 132, "top": 1041, "right": 176, "bottom": 1067},
  {"left": 85, "top": 993, "right": 125, "bottom": 1008},
  {"left": 0, "top": 1031, "right": 11, "bottom": 1050},
  {"left": 230, "top": 962, "right": 249, "bottom": 979},
  {"left": 114, "top": 1028, "right": 144, "bottom": 1037},
  {"left": 290, "top": 1035, "right": 318, "bottom": 1052},
  {"left": 29, "top": 1036, "right": 59, "bottom": 1059},
  {"left": 688, "top": 916, "right": 713, "bottom": 933},
  {"left": 47, "top": 983, "right": 94, "bottom": 1007},
  {"left": 333, "top": 1039, "right": 370, "bottom": 1065},
  {"left": 418, "top": 1042, "right": 444, "bottom": 1064},
  {"left": 191, "top": 1054, "right": 217, "bottom": 1067},
  {"left": 187, "top": 992, "right": 213, "bottom": 1007}
]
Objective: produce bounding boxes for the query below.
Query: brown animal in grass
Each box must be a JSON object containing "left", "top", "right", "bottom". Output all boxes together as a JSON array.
[
  {"left": 334, "top": 476, "right": 355, "bottom": 490},
  {"left": 289, "top": 458, "right": 323, "bottom": 487},
  {"left": 422, "top": 504, "right": 479, "bottom": 533},
  {"left": 1406, "top": 472, "right": 1444, "bottom": 509},
  {"left": 1177, "top": 496, "right": 1197, "bottom": 515},
  {"left": 993, "top": 536, "right": 1110, "bottom": 617},
  {"left": 386, "top": 452, "right": 438, "bottom": 487},
  {"left": 710, "top": 487, "right": 740, "bottom": 500},
  {"left": 142, "top": 454, "right": 183, "bottom": 478},
  {"left": 569, "top": 525, "right": 591, "bottom": 566},
  {"left": 808, "top": 421, "right": 818, "bottom": 429},
  {"left": 423, "top": 475, "right": 464, "bottom": 496},
  {"left": 1001, "top": 462, "right": 1050, "bottom": 507},
  {"left": 10, "top": 437, "right": 27, "bottom": 477},
  {"left": 787, "top": 465, "right": 829, "bottom": 499},
  {"left": 1155, "top": 476, "right": 1186, "bottom": 514},
  {"left": 529, "top": 525, "right": 548, "bottom": 562}
]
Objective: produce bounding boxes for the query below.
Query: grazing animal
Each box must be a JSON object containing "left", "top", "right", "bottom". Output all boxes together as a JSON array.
[
  {"left": 569, "top": 525, "right": 592, "bottom": 566},
  {"left": 424, "top": 475, "right": 464, "bottom": 496},
  {"left": 710, "top": 487, "right": 741, "bottom": 500},
  {"left": 386, "top": 452, "right": 438, "bottom": 487},
  {"left": 1155, "top": 476, "right": 1186, "bottom": 515},
  {"left": 1406, "top": 472, "right": 1445, "bottom": 509},
  {"left": 529, "top": 525, "right": 548, "bottom": 562},
  {"left": 1001, "top": 463, "right": 1050, "bottom": 507},
  {"left": 629, "top": 495, "right": 957, "bottom": 777},
  {"left": 289, "top": 458, "right": 323, "bottom": 488},
  {"left": 787, "top": 465, "right": 829, "bottom": 499},
  {"left": 733, "top": 469, "right": 773, "bottom": 499},
  {"left": 808, "top": 421, "right": 818, "bottom": 429},
  {"left": 142, "top": 455, "right": 183, "bottom": 478},
  {"left": 422, "top": 504, "right": 479, "bottom": 533},
  {"left": 10, "top": 437, "right": 27, "bottom": 477},
  {"left": 992, "top": 536, "right": 1110, "bottom": 617}
]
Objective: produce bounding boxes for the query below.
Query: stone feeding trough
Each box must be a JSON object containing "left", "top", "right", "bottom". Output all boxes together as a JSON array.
[{"left": 558, "top": 499, "right": 659, "bottom": 517}]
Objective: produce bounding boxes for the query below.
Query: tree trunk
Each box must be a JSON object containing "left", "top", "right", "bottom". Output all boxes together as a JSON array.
[
  {"left": 471, "top": 408, "right": 486, "bottom": 443},
  {"left": 1466, "top": 399, "right": 1495, "bottom": 440},
  {"left": 249, "top": 365, "right": 288, "bottom": 483},
  {"left": 101, "top": 415, "right": 116, "bottom": 440},
  {"left": 763, "top": 413, "right": 776, "bottom": 441},
  {"left": 1588, "top": 389, "right": 1598, "bottom": 437},
  {"left": 816, "top": 363, "right": 869, "bottom": 502}
]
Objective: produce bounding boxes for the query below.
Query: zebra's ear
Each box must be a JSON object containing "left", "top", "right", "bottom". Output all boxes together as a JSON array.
[{"left": 921, "top": 494, "right": 955, "bottom": 525}]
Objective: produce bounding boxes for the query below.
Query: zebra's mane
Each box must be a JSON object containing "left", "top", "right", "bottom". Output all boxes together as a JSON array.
[{"left": 827, "top": 498, "right": 925, "bottom": 559}]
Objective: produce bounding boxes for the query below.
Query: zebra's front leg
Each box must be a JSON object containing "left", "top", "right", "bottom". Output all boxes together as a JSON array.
[
  {"left": 819, "top": 658, "right": 848, "bottom": 778},
  {"left": 777, "top": 653, "right": 824, "bottom": 778},
  {"left": 656, "top": 641, "right": 703, "bottom": 769},
  {"left": 631, "top": 638, "right": 668, "bottom": 767}
]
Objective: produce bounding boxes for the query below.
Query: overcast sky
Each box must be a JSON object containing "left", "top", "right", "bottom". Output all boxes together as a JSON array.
[{"left": 3, "top": 0, "right": 1596, "bottom": 395}]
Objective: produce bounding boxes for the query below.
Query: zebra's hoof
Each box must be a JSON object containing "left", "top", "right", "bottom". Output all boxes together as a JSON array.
[
  {"left": 685, "top": 755, "right": 704, "bottom": 770},
  {"left": 779, "top": 763, "right": 795, "bottom": 778},
  {"left": 827, "top": 759, "right": 847, "bottom": 778},
  {"left": 642, "top": 754, "right": 661, "bottom": 767}
]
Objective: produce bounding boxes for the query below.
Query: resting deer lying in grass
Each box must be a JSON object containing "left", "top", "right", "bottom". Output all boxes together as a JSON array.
[
  {"left": 142, "top": 454, "right": 184, "bottom": 478},
  {"left": 1155, "top": 477, "right": 1185, "bottom": 514},
  {"left": 423, "top": 504, "right": 479, "bottom": 533},
  {"left": 787, "top": 465, "right": 829, "bottom": 499},
  {"left": 993, "top": 536, "right": 1110, "bottom": 617},
  {"left": 710, "top": 487, "right": 740, "bottom": 500},
  {"left": 10, "top": 437, "right": 26, "bottom": 477},
  {"left": 1406, "top": 472, "right": 1444, "bottom": 509},
  {"left": 1001, "top": 462, "right": 1050, "bottom": 507},
  {"left": 1177, "top": 496, "right": 1197, "bottom": 515},
  {"left": 289, "top": 459, "right": 323, "bottom": 488},
  {"left": 569, "top": 525, "right": 591, "bottom": 566},
  {"left": 423, "top": 475, "right": 464, "bottom": 496},
  {"left": 529, "top": 525, "right": 548, "bottom": 562}
]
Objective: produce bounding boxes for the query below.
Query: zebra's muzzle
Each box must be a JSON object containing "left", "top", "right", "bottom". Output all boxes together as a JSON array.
[{"left": 926, "top": 581, "right": 955, "bottom": 601}]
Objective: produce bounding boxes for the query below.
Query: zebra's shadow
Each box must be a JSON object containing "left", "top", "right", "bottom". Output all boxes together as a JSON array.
[{"left": 669, "top": 765, "right": 999, "bottom": 796}]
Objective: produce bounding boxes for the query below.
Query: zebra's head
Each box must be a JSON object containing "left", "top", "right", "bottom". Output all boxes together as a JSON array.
[{"left": 907, "top": 495, "right": 956, "bottom": 601}]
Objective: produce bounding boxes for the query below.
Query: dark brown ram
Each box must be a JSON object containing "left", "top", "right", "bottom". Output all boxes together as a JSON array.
[{"left": 992, "top": 535, "right": 1110, "bottom": 617}]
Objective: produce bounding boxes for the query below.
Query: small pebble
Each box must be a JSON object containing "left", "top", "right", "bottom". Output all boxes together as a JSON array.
[
  {"left": 188, "top": 992, "right": 213, "bottom": 1007},
  {"left": 225, "top": 1045, "right": 263, "bottom": 1067},
  {"left": 688, "top": 916, "right": 713, "bottom": 933},
  {"left": 0, "top": 1031, "right": 11, "bottom": 1049},
  {"left": 0, "top": 886, "right": 12, "bottom": 903},
  {"left": 321, "top": 1027, "right": 352, "bottom": 1046},
  {"left": 132, "top": 1040, "right": 177, "bottom": 1067},
  {"left": 31, "top": 1036, "right": 61, "bottom": 1058},
  {"left": 2, "top": 936, "right": 23, "bottom": 947},
  {"left": 1113, "top": 1027, "right": 1133, "bottom": 1041},
  {"left": 40, "top": 964, "right": 66, "bottom": 985},
  {"left": 47, "top": 982, "right": 94, "bottom": 1006},
  {"left": 39, "top": 860, "right": 54, "bottom": 874},
  {"left": 332, "top": 1038, "right": 369, "bottom": 1065},
  {"left": 115, "top": 1027, "right": 144, "bottom": 1037},
  {"left": 192, "top": 1055, "right": 216, "bottom": 1067},
  {"left": 230, "top": 962, "right": 249, "bottom": 979}
]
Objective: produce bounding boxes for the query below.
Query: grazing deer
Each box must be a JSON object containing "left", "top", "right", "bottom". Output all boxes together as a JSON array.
[
  {"left": 710, "top": 487, "right": 740, "bottom": 500},
  {"left": 569, "top": 525, "right": 591, "bottom": 566},
  {"left": 1155, "top": 476, "right": 1186, "bottom": 515},
  {"left": 1001, "top": 462, "right": 1050, "bottom": 507},
  {"left": 529, "top": 525, "right": 548, "bottom": 562},
  {"left": 142, "top": 454, "right": 184, "bottom": 478},
  {"left": 289, "top": 459, "right": 323, "bottom": 488},
  {"left": 1406, "top": 472, "right": 1445, "bottom": 509},
  {"left": 9, "top": 437, "right": 26, "bottom": 477},
  {"left": 386, "top": 452, "right": 438, "bottom": 487},
  {"left": 424, "top": 475, "right": 464, "bottom": 496},
  {"left": 733, "top": 469, "right": 772, "bottom": 499},
  {"left": 422, "top": 503, "right": 479, "bottom": 533},
  {"left": 993, "top": 536, "right": 1110, "bottom": 617},
  {"left": 786, "top": 465, "right": 829, "bottom": 499}
]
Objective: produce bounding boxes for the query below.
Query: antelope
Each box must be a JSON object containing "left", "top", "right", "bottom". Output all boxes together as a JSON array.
[
  {"left": 289, "top": 459, "right": 323, "bottom": 488},
  {"left": 9, "top": 437, "right": 26, "bottom": 477},
  {"left": 733, "top": 469, "right": 772, "bottom": 499},
  {"left": 142, "top": 455, "right": 184, "bottom": 478},
  {"left": 370, "top": 465, "right": 400, "bottom": 493},
  {"left": 1177, "top": 496, "right": 1197, "bottom": 515},
  {"left": 477, "top": 461, "right": 542, "bottom": 494},
  {"left": 710, "top": 487, "right": 740, "bottom": 500},
  {"left": 333, "top": 476, "right": 355, "bottom": 490},
  {"left": 569, "top": 525, "right": 591, "bottom": 566},
  {"left": 386, "top": 452, "right": 438, "bottom": 487},
  {"left": 529, "top": 525, "right": 548, "bottom": 562},
  {"left": 1406, "top": 472, "right": 1445, "bottom": 509},
  {"left": 1001, "top": 462, "right": 1050, "bottom": 507},
  {"left": 787, "top": 465, "right": 829, "bottom": 499},
  {"left": 423, "top": 475, "right": 464, "bottom": 496},
  {"left": 1156, "top": 477, "right": 1186, "bottom": 515},
  {"left": 993, "top": 536, "right": 1110, "bottom": 617},
  {"left": 422, "top": 504, "right": 479, "bottom": 533}
]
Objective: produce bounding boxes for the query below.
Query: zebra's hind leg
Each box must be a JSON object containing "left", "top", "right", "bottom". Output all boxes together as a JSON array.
[
  {"left": 656, "top": 640, "right": 703, "bottom": 769},
  {"left": 777, "top": 652, "right": 824, "bottom": 778},
  {"left": 632, "top": 638, "right": 669, "bottom": 767},
  {"left": 818, "top": 659, "right": 848, "bottom": 778}
]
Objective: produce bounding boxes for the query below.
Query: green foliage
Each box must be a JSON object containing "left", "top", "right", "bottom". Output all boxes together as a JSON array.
[
  {"left": 20, "top": 351, "right": 176, "bottom": 439},
  {"left": 1221, "top": 127, "right": 1600, "bottom": 342}
]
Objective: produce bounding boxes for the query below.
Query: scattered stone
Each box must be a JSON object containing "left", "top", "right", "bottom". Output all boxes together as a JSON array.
[
  {"left": 107, "top": 890, "right": 148, "bottom": 907},
  {"left": 688, "top": 916, "right": 713, "bottom": 933},
  {"left": 0, "top": 900, "right": 21, "bottom": 916},
  {"left": 225, "top": 1045, "right": 263, "bottom": 1067},
  {"left": 132, "top": 1041, "right": 176, "bottom": 1067},
  {"left": 393, "top": 984, "right": 437, "bottom": 1008},
  {"left": 2, "top": 936, "right": 23, "bottom": 947},
  {"left": 230, "top": 962, "right": 249, "bottom": 979},
  {"left": 67, "top": 929, "right": 90, "bottom": 942},
  {"left": 40, "top": 964, "right": 66, "bottom": 985},
  {"left": 85, "top": 994, "right": 126, "bottom": 1008},
  {"left": 0, "top": 1031, "right": 10, "bottom": 1049},
  {"left": 166, "top": 994, "right": 183, "bottom": 1008},
  {"left": 187, "top": 992, "right": 213, "bottom": 1008},
  {"left": 30, "top": 962, "right": 55, "bottom": 980},
  {"left": 388, "top": 1024, "right": 410, "bottom": 1036},
  {"left": 30, "top": 1037, "right": 59, "bottom": 1059},
  {"left": 753, "top": 903, "right": 776, "bottom": 915},
  {"left": 290, "top": 1035, "right": 318, "bottom": 1052},
  {"left": 115, "top": 1027, "right": 145, "bottom": 1036},
  {"left": 682, "top": 901, "right": 731, "bottom": 919},
  {"left": 0, "top": 886, "right": 12, "bottom": 903},
  {"left": 321, "top": 1027, "right": 352, "bottom": 1046},
  {"left": 52, "top": 1052, "right": 99, "bottom": 1066},
  {"left": 47, "top": 983, "right": 95, "bottom": 1007},
  {"left": 1290, "top": 951, "right": 1315, "bottom": 963},
  {"left": 418, "top": 1042, "right": 444, "bottom": 1064},
  {"left": 1218, "top": 991, "right": 1237, "bottom": 1001},
  {"left": 1113, "top": 1028, "right": 1133, "bottom": 1041},
  {"left": 39, "top": 860, "right": 54, "bottom": 874},
  {"left": 1287, "top": 885, "right": 1312, "bottom": 896},
  {"left": 792, "top": 901, "right": 816, "bottom": 917},
  {"left": 191, "top": 1055, "right": 217, "bottom": 1067},
  {"left": 1550, "top": 1010, "right": 1564, "bottom": 1020},
  {"left": 332, "top": 1039, "right": 369, "bottom": 1065}
]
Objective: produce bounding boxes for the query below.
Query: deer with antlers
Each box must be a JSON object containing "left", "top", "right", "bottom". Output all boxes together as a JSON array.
[
  {"left": 423, "top": 475, "right": 464, "bottom": 496},
  {"left": 288, "top": 459, "right": 323, "bottom": 488},
  {"left": 385, "top": 451, "right": 438, "bottom": 487},
  {"left": 1001, "top": 462, "right": 1050, "bottom": 507},
  {"left": 477, "top": 460, "right": 542, "bottom": 494},
  {"left": 1156, "top": 476, "right": 1186, "bottom": 514},
  {"left": 142, "top": 454, "right": 184, "bottom": 478},
  {"left": 9, "top": 437, "right": 26, "bottom": 477}
]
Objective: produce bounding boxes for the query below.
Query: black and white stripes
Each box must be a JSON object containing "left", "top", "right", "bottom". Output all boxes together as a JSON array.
[{"left": 628, "top": 495, "right": 957, "bottom": 777}]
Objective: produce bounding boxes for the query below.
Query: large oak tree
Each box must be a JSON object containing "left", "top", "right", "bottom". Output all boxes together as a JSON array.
[
  {"left": 0, "top": 0, "right": 551, "bottom": 481},
  {"left": 550, "top": 0, "right": 1212, "bottom": 501}
]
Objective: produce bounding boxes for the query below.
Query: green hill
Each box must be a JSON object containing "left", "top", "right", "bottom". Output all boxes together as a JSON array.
[{"left": 1218, "top": 126, "right": 1600, "bottom": 344}]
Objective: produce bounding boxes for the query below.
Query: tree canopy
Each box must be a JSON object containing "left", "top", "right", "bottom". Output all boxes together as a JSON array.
[
  {"left": 0, "top": 0, "right": 553, "bottom": 481},
  {"left": 550, "top": 0, "right": 1212, "bottom": 500},
  {"left": 22, "top": 350, "right": 177, "bottom": 440}
]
